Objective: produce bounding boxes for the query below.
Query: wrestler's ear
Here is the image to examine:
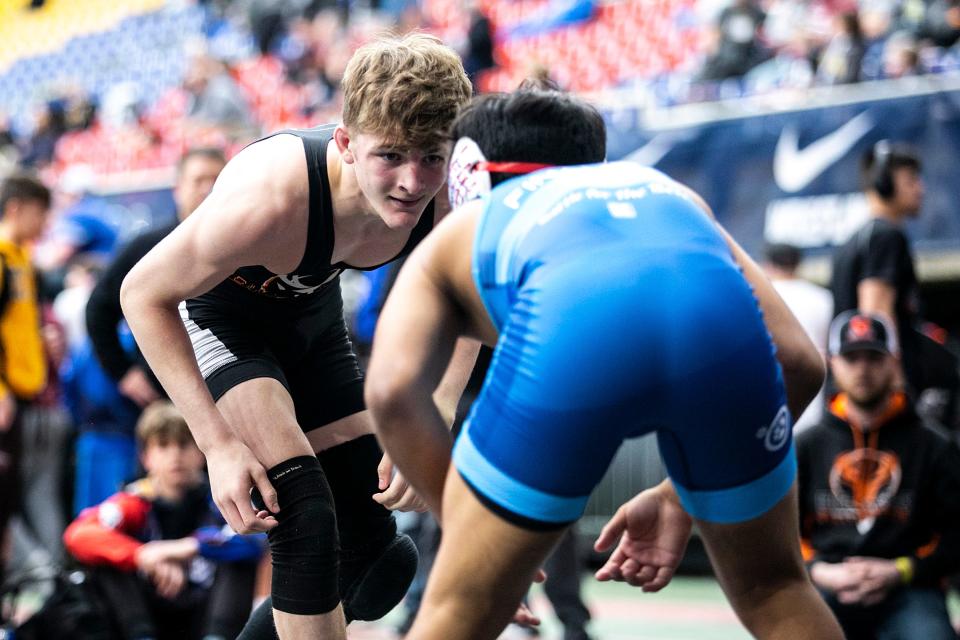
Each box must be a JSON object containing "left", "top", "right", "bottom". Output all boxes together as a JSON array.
[{"left": 334, "top": 126, "right": 355, "bottom": 164}]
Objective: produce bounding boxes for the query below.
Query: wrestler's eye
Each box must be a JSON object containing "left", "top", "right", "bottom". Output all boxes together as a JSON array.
[
  {"left": 378, "top": 152, "right": 402, "bottom": 163},
  {"left": 423, "top": 154, "right": 447, "bottom": 167}
]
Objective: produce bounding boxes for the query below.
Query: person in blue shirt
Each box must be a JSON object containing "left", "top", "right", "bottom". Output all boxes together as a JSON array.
[
  {"left": 61, "top": 321, "right": 142, "bottom": 514},
  {"left": 365, "top": 88, "right": 844, "bottom": 640}
]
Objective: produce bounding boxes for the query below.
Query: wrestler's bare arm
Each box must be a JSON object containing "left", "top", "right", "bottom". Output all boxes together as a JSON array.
[
  {"left": 121, "top": 134, "right": 309, "bottom": 532},
  {"left": 366, "top": 200, "right": 488, "bottom": 517}
]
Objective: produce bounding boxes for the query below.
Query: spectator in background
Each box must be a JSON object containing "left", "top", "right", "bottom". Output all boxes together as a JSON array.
[
  {"left": 183, "top": 52, "right": 256, "bottom": 137},
  {"left": 882, "top": 31, "right": 923, "bottom": 77},
  {"left": 279, "top": 13, "right": 340, "bottom": 118},
  {"left": 52, "top": 257, "right": 126, "bottom": 518},
  {"left": 0, "top": 112, "right": 18, "bottom": 172},
  {"left": 86, "top": 147, "right": 226, "bottom": 409},
  {"left": 817, "top": 11, "right": 866, "bottom": 84},
  {"left": 52, "top": 252, "right": 103, "bottom": 352},
  {"left": 917, "top": 0, "right": 960, "bottom": 48},
  {"left": 62, "top": 90, "right": 98, "bottom": 133},
  {"left": 830, "top": 142, "right": 958, "bottom": 421},
  {"left": 6, "top": 306, "right": 73, "bottom": 581},
  {"left": 761, "top": 0, "right": 812, "bottom": 52},
  {"left": 0, "top": 174, "right": 51, "bottom": 585},
  {"left": 61, "top": 315, "right": 141, "bottom": 516},
  {"left": 798, "top": 311, "right": 960, "bottom": 640},
  {"left": 763, "top": 243, "right": 832, "bottom": 432},
  {"left": 248, "top": 0, "right": 294, "bottom": 55},
  {"left": 0, "top": 113, "right": 14, "bottom": 149},
  {"left": 859, "top": 0, "right": 896, "bottom": 79},
  {"left": 743, "top": 32, "right": 815, "bottom": 93},
  {"left": 63, "top": 401, "right": 264, "bottom": 640},
  {"left": 36, "top": 165, "right": 118, "bottom": 293},
  {"left": 699, "top": 0, "right": 768, "bottom": 80},
  {"left": 19, "top": 100, "right": 67, "bottom": 169},
  {"left": 70, "top": 148, "right": 225, "bottom": 514},
  {"left": 463, "top": 8, "right": 496, "bottom": 82}
]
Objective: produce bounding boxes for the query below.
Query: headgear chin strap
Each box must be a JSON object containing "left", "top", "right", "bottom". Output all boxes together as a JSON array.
[{"left": 447, "top": 137, "right": 553, "bottom": 209}]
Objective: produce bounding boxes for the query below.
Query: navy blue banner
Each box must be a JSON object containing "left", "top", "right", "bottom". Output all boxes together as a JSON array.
[{"left": 602, "top": 82, "right": 960, "bottom": 259}]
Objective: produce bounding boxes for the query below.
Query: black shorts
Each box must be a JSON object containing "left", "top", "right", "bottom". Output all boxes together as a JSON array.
[{"left": 181, "top": 282, "right": 364, "bottom": 431}]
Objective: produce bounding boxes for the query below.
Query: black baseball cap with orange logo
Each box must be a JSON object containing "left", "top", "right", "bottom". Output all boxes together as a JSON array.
[{"left": 828, "top": 310, "right": 898, "bottom": 356}]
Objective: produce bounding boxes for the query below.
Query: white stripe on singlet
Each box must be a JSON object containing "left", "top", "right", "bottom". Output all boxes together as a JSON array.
[{"left": 179, "top": 301, "right": 238, "bottom": 378}]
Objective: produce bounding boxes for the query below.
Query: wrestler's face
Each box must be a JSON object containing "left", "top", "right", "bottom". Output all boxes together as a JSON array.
[{"left": 343, "top": 130, "right": 451, "bottom": 229}]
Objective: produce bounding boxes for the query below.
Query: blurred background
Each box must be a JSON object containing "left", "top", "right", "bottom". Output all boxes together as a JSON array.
[{"left": 1, "top": 0, "right": 959, "bottom": 637}]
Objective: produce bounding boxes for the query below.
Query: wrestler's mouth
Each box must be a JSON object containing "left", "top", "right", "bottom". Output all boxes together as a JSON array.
[{"left": 388, "top": 195, "right": 424, "bottom": 208}]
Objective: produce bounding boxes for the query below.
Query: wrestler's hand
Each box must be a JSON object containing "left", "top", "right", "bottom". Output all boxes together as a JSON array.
[
  {"left": 594, "top": 481, "right": 692, "bottom": 592},
  {"left": 511, "top": 601, "right": 541, "bottom": 627},
  {"left": 373, "top": 454, "right": 429, "bottom": 512},
  {"left": 206, "top": 439, "right": 279, "bottom": 534}
]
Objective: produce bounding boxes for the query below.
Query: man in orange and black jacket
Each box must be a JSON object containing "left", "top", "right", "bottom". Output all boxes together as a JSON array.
[{"left": 797, "top": 310, "right": 960, "bottom": 640}]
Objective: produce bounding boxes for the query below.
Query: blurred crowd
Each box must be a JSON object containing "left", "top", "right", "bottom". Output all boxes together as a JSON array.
[
  {"left": 0, "top": 0, "right": 496, "bottom": 178},
  {"left": 683, "top": 0, "right": 960, "bottom": 101},
  {"left": 1, "top": 0, "right": 958, "bottom": 183}
]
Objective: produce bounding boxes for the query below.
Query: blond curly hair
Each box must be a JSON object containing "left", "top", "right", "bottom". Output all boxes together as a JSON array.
[{"left": 342, "top": 32, "right": 472, "bottom": 149}]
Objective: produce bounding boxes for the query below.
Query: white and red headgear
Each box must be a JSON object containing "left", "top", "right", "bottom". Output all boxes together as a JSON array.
[{"left": 447, "top": 137, "right": 552, "bottom": 209}]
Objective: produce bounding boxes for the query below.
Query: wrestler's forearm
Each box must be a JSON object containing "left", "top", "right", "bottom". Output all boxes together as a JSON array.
[
  {"left": 374, "top": 402, "right": 452, "bottom": 519},
  {"left": 432, "top": 338, "right": 480, "bottom": 426},
  {"left": 120, "top": 290, "right": 233, "bottom": 452}
]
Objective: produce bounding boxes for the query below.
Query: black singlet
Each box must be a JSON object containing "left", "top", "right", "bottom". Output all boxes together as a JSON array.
[{"left": 220, "top": 124, "right": 436, "bottom": 301}]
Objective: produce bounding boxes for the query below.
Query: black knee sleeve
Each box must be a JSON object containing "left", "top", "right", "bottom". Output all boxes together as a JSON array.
[
  {"left": 256, "top": 455, "right": 340, "bottom": 615},
  {"left": 318, "top": 435, "right": 417, "bottom": 622},
  {"left": 317, "top": 434, "right": 397, "bottom": 550},
  {"left": 237, "top": 532, "right": 419, "bottom": 629},
  {"left": 236, "top": 597, "right": 278, "bottom": 640},
  {"left": 342, "top": 531, "right": 419, "bottom": 622}
]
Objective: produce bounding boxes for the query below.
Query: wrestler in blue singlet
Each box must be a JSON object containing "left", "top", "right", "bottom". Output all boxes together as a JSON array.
[{"left": 453, "top": 162, "right": 795, "bottom": 528}]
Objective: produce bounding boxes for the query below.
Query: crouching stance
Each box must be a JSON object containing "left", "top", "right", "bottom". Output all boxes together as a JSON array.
[
  {"left": 121, "top": 34, "right": 474, "bottom": 640},
  {"left": 365, "top": 89, "right": 845, "bottom": 640}
]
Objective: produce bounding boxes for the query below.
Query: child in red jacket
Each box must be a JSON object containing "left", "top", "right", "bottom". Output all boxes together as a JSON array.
[{"left": 64, "top": 401, "right": 265, "bottom": 640}]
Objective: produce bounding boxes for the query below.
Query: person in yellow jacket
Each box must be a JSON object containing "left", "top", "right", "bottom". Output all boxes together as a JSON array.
[{"left": 0, "top": 172, "right": 51, "bottom": 584}]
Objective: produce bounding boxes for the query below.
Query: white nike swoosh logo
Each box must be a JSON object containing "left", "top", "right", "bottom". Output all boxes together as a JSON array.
[{"left": 774, "top": 112, "right": 874, "bottom": 193}]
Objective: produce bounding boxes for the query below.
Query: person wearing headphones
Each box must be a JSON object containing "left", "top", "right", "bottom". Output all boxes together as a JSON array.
[{"left": 830, "top": 141, "right": 958, "bottom": 423}]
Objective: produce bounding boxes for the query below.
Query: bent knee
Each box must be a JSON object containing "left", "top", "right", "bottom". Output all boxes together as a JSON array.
[{"left": 265, "top": 455, "right": 340, "bottom": 615}]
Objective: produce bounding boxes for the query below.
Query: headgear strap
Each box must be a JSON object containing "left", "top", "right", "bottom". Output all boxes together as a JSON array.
[
  {"left": 448, "top": 137, "right": 553, "bottom": 210},
  {"left": 475, "top": 161, "right": 554, "bottom": 174}
]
